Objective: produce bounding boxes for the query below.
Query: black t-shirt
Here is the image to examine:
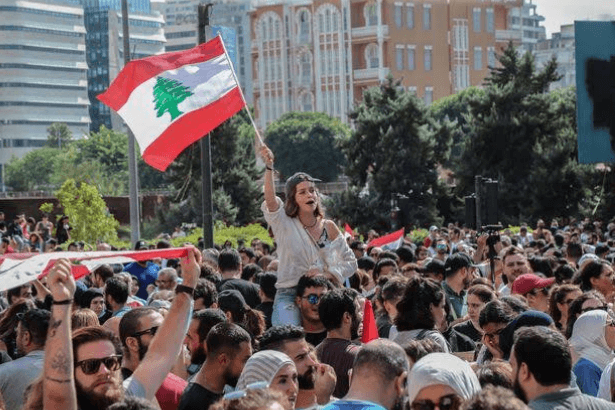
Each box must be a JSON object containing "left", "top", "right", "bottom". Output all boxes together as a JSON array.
[
  {"left": 255, "top": 301, "right": 273, "bottom": 329},
  {"left": 218, "top": 279, "right": 261, "bottom": 308},
  {"left": 305, "top": 330, "right": 327, "bottom": 347},
  {"left": 453, "top": 319, "right": 483, "bottom": 343},
  {"left": 376, "top": 313, "right": 392, "bottom": 339},
  {"left": 177, "top": 382, "right": 223, "bottom": 410}
]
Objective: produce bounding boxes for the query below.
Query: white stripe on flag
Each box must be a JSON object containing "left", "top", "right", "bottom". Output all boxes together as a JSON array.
[{"left": 118, "top": 54, "right": 237, "bottom": 152}]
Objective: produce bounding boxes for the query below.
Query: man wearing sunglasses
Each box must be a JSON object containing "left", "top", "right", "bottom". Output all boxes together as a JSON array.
[
  {"left": 42, "top": 248, "right": 201, "bottom": 410},
  {"left": 295, "top": 275, "right": 332, "bottom": 347},
  {"left": 119, "top": 307, "right": 188, "bottom": 410},
  {"left": 0, "top": 308, "right": 50, "bottom": 410}
]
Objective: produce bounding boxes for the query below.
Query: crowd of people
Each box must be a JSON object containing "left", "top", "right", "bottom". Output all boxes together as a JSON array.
[{"left": 1, "top": 151, "right": 615, "bottom": 409}]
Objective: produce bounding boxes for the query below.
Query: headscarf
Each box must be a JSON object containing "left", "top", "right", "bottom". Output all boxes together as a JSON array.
[
  {"left": 236, "top": 350, "right": 295, "bottom": 391},
  {"left": 570, "top": 309, "right": 613, "bottom": 370},
  {"left": 407, "top": 353, "right": 481, "bottom": 402},
  {"left": 499, "top": 310, "right": 554, "bottom": 360}
]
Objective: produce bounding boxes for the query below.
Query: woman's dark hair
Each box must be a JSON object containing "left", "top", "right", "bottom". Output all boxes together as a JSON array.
[
  {"left": 573, "top": 260, "right": 610, "bottom": 292},
  {"left": 467, "top": 285, "right": 496, "bottom": 304},
  {"left": 0, "top": 298, "right": 36, "bottom": 358},
  {"left": 548, "top": 284, "right": 581, "bottom": 327},
  {"left": 373, "top": 258, "right": 398, "bottom": 282},
  {"left": 554, "top": 264, "right": 576, "bottom": 284},
  {"left": 394, "top": 277, "right": 444, "bottom": 331},
  {"left": 565, "top": 290, "right": 607, "bottom": 338},
  {"left": 478, "top": 300, "right": 516, "bottom": 329},
  {"left": 528, "top": 256, "right": 554, "bottom": 277}
]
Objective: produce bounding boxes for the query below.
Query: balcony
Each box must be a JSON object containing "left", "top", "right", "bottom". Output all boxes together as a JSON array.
[
  {"left": 351, "top": 25, "right": 389, "bottom": 40},
  {"left": 495, "top": 30, "right": 522, "bottom": 42},
  {"left": 353, "top": 67, "right": 390, "bottom": 81}
]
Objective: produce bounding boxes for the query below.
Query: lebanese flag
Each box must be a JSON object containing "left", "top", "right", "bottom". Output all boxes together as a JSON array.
[
  {"left": 344, "top": 223, "right": 355, "bottom": 239},
  {"left": 361, "top": 299, "right": 379, "bottom": 344},
  {"left": 98, "top": 36, "right": 245, "bottom": 171},
  {"left": 0, "top": 247, "right": 191, "bottom": 292},
  {"left": 367, "top": 229, "right": 405, "bottom": 251}
]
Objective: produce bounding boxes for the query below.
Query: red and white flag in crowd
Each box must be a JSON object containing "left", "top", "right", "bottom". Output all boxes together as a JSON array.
[
  {"left": 367, "top": 228, "right": 405, "bottom": 251},
  {"left": 98, "top": 36, "right": 246, "bottom": 171},
  {"left": 361, "top": 299, "right": 379, "bottom": 344},
  {"left": 344, "top": 223, "right": 355, "bottom": 240},
  {"left": 0, "top": 247, "right": 191, "bottom": 292}
]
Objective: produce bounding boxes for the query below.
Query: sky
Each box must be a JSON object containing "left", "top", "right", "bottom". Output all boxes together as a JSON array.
[{"left": 535, "top": 0, "right": 615, "bottom": 37}]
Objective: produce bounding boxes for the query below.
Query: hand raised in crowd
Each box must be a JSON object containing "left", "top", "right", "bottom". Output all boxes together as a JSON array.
[
  {"left": 259, "top": 145, "right": 274, "bottom": 167},
  {"left": 314, "top": 363, "right": 337, "bottom": 405},
  {"left": 180, "top": 246, "right": 201, "bottom": 288},
  {"left": 46, "top": 258, "right": 75, "bottom": 301}
]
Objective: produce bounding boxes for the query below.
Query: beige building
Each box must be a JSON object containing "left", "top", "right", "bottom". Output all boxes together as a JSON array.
[{"left": 251, "top": 0, "right": 522, "bottom": 128}]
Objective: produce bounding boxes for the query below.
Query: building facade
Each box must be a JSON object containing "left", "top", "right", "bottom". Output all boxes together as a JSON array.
[
  {"left": 83, "top": 0, "right": 165, "bottom": 132},
  {"left": 153, "top": 0, "right": 253, "bottom": 103},
  {"left": 533, "top": 24, "right": 574, "bottom": 91},
  {"left": 0, "top": 0, "right": 90, "bottom": 175},
  {"left": 505, "top": 0, "right": 545, "bottom": 52},
  {"left": 251, "top": 0, "right": 521, "bottom": 129}
]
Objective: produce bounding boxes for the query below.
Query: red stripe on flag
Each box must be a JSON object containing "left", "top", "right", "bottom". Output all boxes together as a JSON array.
[
  {"left": 97, "top": 37, "right": 226, "bottom": 111},
  {"left": 361, "top": 299, "right": 379, "bottom": 344},
  {"left": 142, "top": 87, "right": 245, "bottom": 171},
  {"left": 367, "top": 229, "right": 405, "bottom": 248}
]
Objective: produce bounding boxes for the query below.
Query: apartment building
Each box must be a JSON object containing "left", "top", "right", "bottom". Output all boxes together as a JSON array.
[
  {"left": 251, "top": 0, "right": 522, "bottom": 129},
  {"left": 534, "top": 24, "right": 574, "bottom": 91},
  {"left": 0, "top": 0, "right": 90, "bottom": 172},
  {"left": 504, "top": 0, "right": 546, "bottom": 51}
]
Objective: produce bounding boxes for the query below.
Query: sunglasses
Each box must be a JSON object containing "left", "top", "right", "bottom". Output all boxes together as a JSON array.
[
  {"left": 223, "top": 381, "right": 269, "bottom": 400},
  {"left": 411, "top": 394, "right": 461, "bottom": 410},
  {"left": 302, "top": 294, "right": 323, "bottom": 305},
  {"left": 133, "top": 326, "right": 159, "bottom": 338},
  {"left": 75, "top": 355, "right": 122, "bottom": 375},
  {"left": 483, "top": 327, "right": 505, "bottom": 341}
]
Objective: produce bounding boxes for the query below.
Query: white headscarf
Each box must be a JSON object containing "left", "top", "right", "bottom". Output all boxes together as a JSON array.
[
  {"left": 570, "top": 309, "right": 614, "bottom": 370},
  {"left": 407, "top": 353, "right": 481, "bottom": 402},
  {"left": 236, "top": 350, "right": 295, "bottom": 391}
]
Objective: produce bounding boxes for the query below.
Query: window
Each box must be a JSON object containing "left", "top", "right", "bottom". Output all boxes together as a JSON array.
[
  {"left": 408, "top": 86, "right": 417, "bottom": 94},
  {"left": 366, "top": 43, "right": 379, "bottom": 68},
  {"left": 394, "top": 3, "right": 402, "bottom": 28},
  {"left": 474, "top": 46, "right": 482, "bottom": 70},
  {"left": 486, "top": 8, "right": 494, "bottom": 33},
  {"left": 473, "top": 8, "right": 481, "bottom": 33},
  {"left": 423, "top": 4, "right": 431, "bottom": 30},
  {"left": 424, "top": 87, "right": 433, "bottom": 105},
  {"left": 365, "top": 2, "right": 378, "bottom": 26},
  {"left": 407, "top": 45, "right": 415, "bottom": 70},
  {"left": 300, "top": 92, "right": 313, "bottom": 111},
  {"left": 300, "top": 52, "right": 311, "bottom": 85},
  {"left": 406, "top": 3, "right": 414, "bottom": 29},
  {"left": 298, "top": 9, "right": 310, "bottom": 42},
  {"left": 396, "top": 46, "right": 404, "bottom": 70},
  {"left": 488, "top": 46, "right": 496, "bottom": 68},
  {"left": 424, "top": 46, "right": 432, "bottom": 71}
]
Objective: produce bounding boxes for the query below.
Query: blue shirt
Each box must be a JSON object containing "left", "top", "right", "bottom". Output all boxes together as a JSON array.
[
  {"left": 322, "top": 400, "right": 387, "bottom": 410},
  {"left": 574, "top": 357, "right": 602, "bottom": 396},
  {"left": 124, "top": 261, "right": 161, "bottom": 300}
]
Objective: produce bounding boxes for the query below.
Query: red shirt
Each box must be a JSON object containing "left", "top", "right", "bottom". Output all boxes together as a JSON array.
[{"left": 156, "top": 373, "right": 188, "bottom": 410}]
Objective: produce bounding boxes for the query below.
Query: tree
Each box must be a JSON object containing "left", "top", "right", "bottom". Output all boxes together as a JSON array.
[
  {"left": 264, "top": 112, "right": 350, "bottom": 182},
  {"left": 5, "top": 148, "right": 60, "bottom": 191},
  {"left": 55, "top": 179, "right": 120, "bottom": 243},
  {"left": 46, "top": 123, "right": 73, "bottom": 148},
  {"left": 164, "top": 109, "right": 262, "bottom": 228},
  {"left": 454, "top": 43, "right": 596, "bottom": 223},
  {"left": 153, "top": 77, "right": 193, "bottom": 121},
  {"left": 337, "top": 76, "right": 451, "bottom": 229}
]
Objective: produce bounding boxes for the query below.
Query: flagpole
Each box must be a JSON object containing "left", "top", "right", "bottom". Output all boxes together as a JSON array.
[
  {"left": 198, "top": 3, "right": 215, "bottom": 249},
  {"left": 218, "top": 34, "right": 264, "bottom": 147},
  {"left": 122, "top": 0, "right": 141, "bottom": 245}
]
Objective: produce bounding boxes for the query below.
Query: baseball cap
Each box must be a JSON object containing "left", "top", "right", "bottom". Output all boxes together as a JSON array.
[
  {"left": 429, "top": 225, "right": 439, "bottom": 232},
  {"left": 511, "top": 273, "right": 555, "bottom": 295},
  {"left": 444, "top": 252, "right": 474, "bottom": 276},
  {"left": 284, "top": 172, "right": 321, "bottom": 198}
]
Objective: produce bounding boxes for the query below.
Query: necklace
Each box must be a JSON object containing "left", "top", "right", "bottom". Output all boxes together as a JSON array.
[{"left": 301, "top": 216, "right": 318, "bottom": 229}]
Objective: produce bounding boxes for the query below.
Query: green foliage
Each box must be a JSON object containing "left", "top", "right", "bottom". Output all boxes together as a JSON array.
[
  {"left": 265, "top": 112, "right": 350, "bottom": 181},
  {"left": 55, "top": 179, "right": 120, "bottom": 243},
  {"left": 453, "top": 43, "right": 596, "bottom": 224},
  {"left": 213, "top": 223, "right": 273, "bottom": 248},
  {"left": 46, "top": 123, "right": 73, "bottom": 148},
  {"left": 408, "top": 228, "right": 428, "bottom": 245},
  {"left": 164, "top": 109, "right": 262, "bottom": 229},
  {"left": 340, "top": 76, "right": 449, "bottom": 229},
  {"left": 39, "top": 202, "right": 54, "bottom": 214},
  {"left": 5, "top": 148, "right": 60, "bottom": 191}
]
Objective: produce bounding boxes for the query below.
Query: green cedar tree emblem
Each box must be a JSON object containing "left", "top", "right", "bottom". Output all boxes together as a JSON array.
[{"left": 152, "top": 77, "right": 194, "bottom": 121}]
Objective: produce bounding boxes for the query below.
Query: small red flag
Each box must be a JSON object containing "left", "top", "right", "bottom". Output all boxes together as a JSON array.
[
  {"left": 361, "top": 299, "right": 379, "bottom": 344},
  {"left": 344, "top": 223, "right": 355, "bottom": 237}
]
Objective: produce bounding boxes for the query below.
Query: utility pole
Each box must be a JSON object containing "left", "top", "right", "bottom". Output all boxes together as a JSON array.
[
  {"left": 122, "top": 0, "right": 141, "bottom": 244},
  {"left": 198, "top": 3, "right": 214, "bottom": 248}
]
